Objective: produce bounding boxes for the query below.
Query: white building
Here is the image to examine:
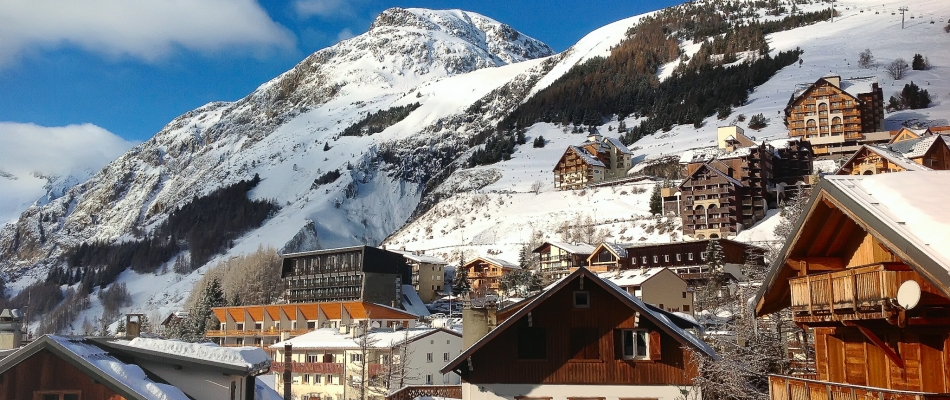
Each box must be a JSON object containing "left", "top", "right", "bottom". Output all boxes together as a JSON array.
[{"left": 271, "top": 327, "right": 462, "bottom": 400}]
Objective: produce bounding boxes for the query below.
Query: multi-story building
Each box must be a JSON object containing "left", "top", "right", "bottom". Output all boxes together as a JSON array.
[
  {"left": 207, "top": 301, "right": 420, "bottom": 348},
  {"left": 271, "top": 327, "right": 462, "bottom": 400},
  {"left": 442, "top": 267, "right": 715, "bottom": 400},
  {"left": 784, "top": 75, "right": 885, "bottom": 157},
  {"left": 670, "top": 126, "right": 813, "bottom": 238},
  {"left": 392, "top": 251, "right": 447, "bottom": 303},
  {"left": 553, "top": 134, "right": 633, "bottom": 190},
  {"left": 460, "top": 257, "right": 519, "bottom": 295},
  {"left": 600, "top": 267, "right": 694, "bottom": 314},
  {"left": 582, "top": 239, "right": 763, "bottom": 286},
  {"left": 531, "top": 241, "right": 595, "bottom": 281},
  {"left": 755, "top": 171, "right": 950, "bottom": 399},
  {"left": 281, "top": 246, "right": 411, "bottom": 305}
]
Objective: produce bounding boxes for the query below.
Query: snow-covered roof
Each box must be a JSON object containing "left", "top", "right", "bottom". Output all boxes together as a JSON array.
[
  {"left": 601, "top": 242, "right": 629, "bottom": 259},
  {"left": 401, "top": 284, "right": 431, "bottom": 317},
  {"left": 569, "top": 145, "right": 606, "bottom": 168},
  {"left": 844, "top": 145, "right": 932, "bottom": 173},
  {"left": 270, "top": 327, "right": 452, "bottom": 350},
  {"left": 680, "top": 162, "right": 744, "bottom": 189},
  {"left": 478, "top": 256, "right": 519, "bottom": 269},
  {"left": 599, "top": 267, "right": 668, "bottom": 286},
  {"left": 605, "top": 136, "right": 633, "bottom": 155},
  {"left": 888, "top": 135, "right": 942, "bottom": 159},
  {"left": 839, "top": 76, "right": 878, "bottom": 98},
  {"left": 42, "top": 336, "right": 190, "bottom": 400},
  {"left": 826, "top": 172, "right": 950, "bottom": 270},
  {"left": 391, "top": 250, "right": 448, "bottom": 264},
  {"left": 539, "top": 241, "right": 596, "bottom": 255},
  {"left": 117, "top": 337, "right": 270, "bottom": 371}
]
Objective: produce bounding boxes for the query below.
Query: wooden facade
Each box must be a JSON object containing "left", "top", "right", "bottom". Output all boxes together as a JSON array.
[
  {"left": 533, "top": 242, "right": 595, "bottom": 281},
  {"left": 0, "top": 349, "right": 125, "bottom": 400},
  {"left": 755, "top": 173, "right": 950, "bottom": 400},
  {"left": 784, "top": 76, "right": 885, "bottom": 156},
  {"left": 554, "top": 135, "right": 632, "bottom": 190},
  {"left": 837, "top": 136, "right": 950, "bottom": 176},
  {"left": 462, "top": 257, "right": 519, "bottom": 295},
  {"left": 443, "top": 268, "right": 713, "bottom": 388}
]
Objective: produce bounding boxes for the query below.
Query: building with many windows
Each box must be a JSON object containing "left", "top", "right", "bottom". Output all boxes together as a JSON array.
[
  {"left": 532, "top": 242, "right": 596, "bottom": 281},
  {"left": 281, "top": 246, "right": 411, "bottom": 305},
  {"left": 271, "top": 327, "right": 462, "bottom": 400},
  {"left": 553, "top": 134, "right": 633, "bottom": 190},
  {"left": 784, "top": 75, "right": 885, "bottom": 157},
  {"left": 392, "top": 251, "right": 447, "bottom": 303}
]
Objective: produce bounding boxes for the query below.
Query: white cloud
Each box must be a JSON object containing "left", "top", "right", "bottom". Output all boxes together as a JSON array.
[
  {"left": 0, "top": 0, "right": 296, "bottom": 67},
  {"left": 0, "top": 122, "right": 134, "bottom": 225},
  {"left": 336, "top": 28, "right": 355, "bottom": 42}
]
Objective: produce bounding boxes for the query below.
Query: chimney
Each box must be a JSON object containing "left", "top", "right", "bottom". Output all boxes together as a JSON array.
[
  {"left": 462, "top": 300, "right": 497, "bottom": 349},
  {"left": 283, "top": 343, "right": 292, "bottom": 400},
  {"left": 125, "top": 314, "right": 144, "bottom": 339}
]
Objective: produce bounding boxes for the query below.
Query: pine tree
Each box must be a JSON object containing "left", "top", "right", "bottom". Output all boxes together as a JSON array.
[
  {"left": 649, "top": 184, "right": 663, "bottom": 215},
  {"left": 181, "top": 277, "right": 226, "bottom": 342},
  {"left": 452, "top": 257, "right": 471, "bottom": 297},
  {"left": 518, "top": 245, "right": 531, "bottom": 270}
]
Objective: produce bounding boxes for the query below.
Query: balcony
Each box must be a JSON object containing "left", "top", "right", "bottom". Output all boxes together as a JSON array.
[
  {"left": 271, "top": 361, "right": 345, "bottom": 374},
  {"left": 789, "top": 263, "right": 917, "bottom": 322},
  {"left": 769, "top": 375, "right": 949, "bottom": 400},
  {"left": 207, "top": 328, "right": 313, "bottom": 337}
]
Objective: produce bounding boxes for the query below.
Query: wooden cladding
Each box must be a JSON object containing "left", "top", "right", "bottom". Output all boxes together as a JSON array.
[
  {"left": 768, "top": 375, "right": 945, "bottom": 400},
  {"left": 788, "top": 264, "right": 932, "bottom": 322}
]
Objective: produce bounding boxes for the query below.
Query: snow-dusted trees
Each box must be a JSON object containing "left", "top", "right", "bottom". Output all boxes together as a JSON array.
[
  {"left": 186, "top": 246, "right": 284, "bottom": 307},
  {"left": 173, "top": 277, "right": 226, "bottom": 342},
  {"left": 451, "top": 255, "right": 471, "bottom": 297},
  {"left": 858, "top": 48, "right": 875, "bottom": 69},
  {"left": 694, "top": 239, "right": 728, "bottom": 313},
  {"left": 886, "top": 58, "right": 910, "bottom": 80},
  {"left": 499, "top": 269, "right": 543, "bottom": 298}
]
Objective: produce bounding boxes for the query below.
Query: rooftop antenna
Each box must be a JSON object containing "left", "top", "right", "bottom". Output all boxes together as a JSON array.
[{"left": 898, "top": 7, "right": 909, "bottom": 29}]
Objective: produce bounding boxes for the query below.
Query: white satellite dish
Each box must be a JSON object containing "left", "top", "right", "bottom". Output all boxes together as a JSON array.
[{"left": 897, "top": 280, "right": 922, "bottom": 310}]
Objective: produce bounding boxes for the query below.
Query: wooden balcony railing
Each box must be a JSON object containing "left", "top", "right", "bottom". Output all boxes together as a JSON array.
[
  {"left": 769, "top": 375, "right": 950, "bottom": 400},
  {"left": 387, "top": 385, "right": 462, "bottom": 400},
  {"left": 789, "top": 263, "right": 916, "bottom": 320}
]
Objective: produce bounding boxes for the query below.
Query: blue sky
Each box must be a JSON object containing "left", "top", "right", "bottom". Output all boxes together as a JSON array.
[{"left": 0, "top": 0, "right": 681, "bottom": 144}]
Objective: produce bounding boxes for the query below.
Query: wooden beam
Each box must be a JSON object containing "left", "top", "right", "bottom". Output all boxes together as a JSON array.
[
  {"left": 845, "top": 322, "right": 904, "bottom": 369},
  {"left": 808, "top": 210, "right": 846, "bottom": 256},
  {"left": 787, "top": 257, "right": 845, "bottom": 271},
  {"left": 825, "top": 217, "right": 858, "bottom": 256}
]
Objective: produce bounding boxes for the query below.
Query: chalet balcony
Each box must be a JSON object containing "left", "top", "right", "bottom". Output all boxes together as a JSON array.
[
  {"left": 271, "top": 362, "right": 345, "bottom": 374},
  {"left": 789, "top": 263, "right": 917, "bottom": 321},
  {"left": 769, "top": 375, "right": 950, "bottom": 400}
]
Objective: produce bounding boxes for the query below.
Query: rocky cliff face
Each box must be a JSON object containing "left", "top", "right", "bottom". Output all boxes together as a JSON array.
[{"left": 0, "top": 8, "right": 555, "bottom": 287}]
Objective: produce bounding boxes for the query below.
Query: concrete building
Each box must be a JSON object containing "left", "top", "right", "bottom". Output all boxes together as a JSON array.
[
  {"left": 281, "top": 246, "right": 411, "bottom": 306},
  {"left": 392, "top": 250, "right": 448, "bottom": 303},
  {"left": 0, "top": 309, "right": 23, "bottom": 350}
]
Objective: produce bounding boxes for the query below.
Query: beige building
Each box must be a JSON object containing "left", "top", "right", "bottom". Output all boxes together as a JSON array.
[
  {"left": 393, "top": 251, "right": 447, "bottom": 303},
  {"left": 553, "top": 134, "right": 633, "bottom": 190},
  {"left": 600, "top": 267, "right": 694, "bottom": 314},
  {"left": 272, "top": 327, "right": 462, "bottom": 400}
]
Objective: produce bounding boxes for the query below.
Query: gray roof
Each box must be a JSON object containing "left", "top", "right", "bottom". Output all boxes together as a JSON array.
[
  {"left": 888, "top": 135, "right": 942, "bottom": 158},
  {"left": 569, "top": 146, "right": 606, "bottom": 168}
]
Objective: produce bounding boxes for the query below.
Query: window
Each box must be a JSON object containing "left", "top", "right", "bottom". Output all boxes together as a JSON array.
[
  {"left": 303, "top": 374, "right": 310, "bottom": 384},
  {"left": 658, "top": 304, "right": 664, "bottom": 310},
  {"left": 573, "top": 291, "right": 590, "bottom": 308},
  {"left": 570, "top": 328, "right": 600, "bottom": 359},
  {"left": 664, "top": 255, "right": 669, "bottom": 262},
  {"left": 641, "top": 256, "right": 647, "bottom": 264},
  {"left": 35, "top": 393, "right": 81, "bottom": 400},
  {"left": 308, "top": 354, "right": 320, "bottom": 363},
  {"left": 236, "top": 323, "right": 244, "bottom": 330},
  {"left": 676, "top": 254, "right": 681, "bottom": 261},
  {"left": 652, "top": 256, "right": 658, "bottom": 263},
  {"left": 426, "top": 353, "right": 433, "bottom": 363},
  {"left": 220, "top": 323, "right": 226, "bottom": 330},
  {"left": 682, "top": 292, "right": 687, "bottom": 298},
  {"left": 351, "top": 353, "right": 362, "bottom": 362},
  {"left": 683, "top": 305, "right": 691, "bottom": 312},
  {"left": 517, "top": 327, "right": 547, "bottom": 359},
  {"left": 255, "top": 322, "right": 263, "bottom": 330},
  {"left": 688, "top": 253, "right": 693, "bottom": 261},
  {"left": 621, "top": 329, "right": 649, "bottom": 360},
  {"left": 443, "top": 352, "right": 450, "bottom": 361},
  {"left": 631, "top": 257, "right": 636, "bottom": 265},
  {"left": 426, "top": 374, "right": 433, "bottom": 385}
]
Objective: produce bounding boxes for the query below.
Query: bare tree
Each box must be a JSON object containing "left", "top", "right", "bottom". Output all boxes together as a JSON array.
[
  {"left": 858, "top": 48, "right": 875, "bottom": 69},
  {"left": 383, "top": 328, "right": 419, "bottom": 392},
  {"left": 886, "top": 58, "right": 910, "bottom": 80},
  {"left": 531, "top": 180, "right": 543, "bottom": 195},
  {"left": 348, "top": 321, "right": 382, "bottom": 400}
]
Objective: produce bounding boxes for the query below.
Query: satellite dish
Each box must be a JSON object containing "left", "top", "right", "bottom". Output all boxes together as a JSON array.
[{"left": 897, "top": 280, "right": 921, "bottom": 310}]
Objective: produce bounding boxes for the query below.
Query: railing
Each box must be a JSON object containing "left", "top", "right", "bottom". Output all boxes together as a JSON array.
[
  {"left": 789, "top": 264, "right": 913, "bottom": 317},
  {"left": 206, "top": 328, "right": 313, "bottom": 337},
  {"left": 271, "top": 361, "right": 345, "bottom": 374},
  {"left": 768, "top": 375, "right": 950, "bottom": 400},
  {"left": 387, "top": 385, "right": 462, "bottom": 400}
]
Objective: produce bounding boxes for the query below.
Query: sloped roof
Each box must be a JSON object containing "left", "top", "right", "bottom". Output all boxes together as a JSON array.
[
  {"left": 838, "top": 76, "right": 878, "bottom": 98},
  {"left": 605, "top": 136, "right": 634, "bottom": 155},
  {"left": 678, "top": 162, "right": 744, "bottom": 190},
  {"left": 0, "top": 335, "right": 190, "bottom": 400},
  {"left": 754, "top": 172, "right": 950, "bottom": 316},
  {"left": 599, "top": 267, "right": 674, "bottom": 286},
  {"left": 400, "top": 285, "right": 430, "bottom": 317},
  {"left": 836, "top": 145, "right": 932, "bottom": 175},
  {"left": 391, "top": 250, "right": 447, "bottom": 265},
  {"left": 888, "top": 135, "right": 942, "bottom": 159},
  {"left": 532, "top": 241, "right": 597, "bottom": 255},
  {"left": 441, "top": 267, "right": 716, "bottom": 375},
  {"left": 470, "top": 256, "right": 519, "bottom": 269},
  {"left": 270, "top": 327, "right": 458, "bottom": 350},
  {"left": 212, "top": 302, "right": 419, "bottom": 324},
  {"left": 569, "top": 145, "right": 606, "bottom": 168}
]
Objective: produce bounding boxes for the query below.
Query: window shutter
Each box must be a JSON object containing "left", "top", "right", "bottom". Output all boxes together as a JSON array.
[
  {"left": 613, "top": 329, "right": 623, "bottom": 359},
  {"left": 649, "top": 330, "right": 662, "bottom": 360}
]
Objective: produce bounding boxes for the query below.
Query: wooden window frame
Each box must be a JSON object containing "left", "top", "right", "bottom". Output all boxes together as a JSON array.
[
  {"left": 34, "top": 392, "right": 81, "bottom": 400},
  {"left": 620, "top": 329, "right": 650, "bottom": 361},
  {"left": 573, "top": 291, "right": 590, "bottom": 308}
]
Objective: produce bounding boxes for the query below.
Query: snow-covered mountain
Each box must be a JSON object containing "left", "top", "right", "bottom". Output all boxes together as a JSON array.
[{"left": 3, "top": 0, "right": 950, "bottom": 332}]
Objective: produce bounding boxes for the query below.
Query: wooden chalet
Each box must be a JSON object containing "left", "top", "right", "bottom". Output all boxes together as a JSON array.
[
  {"left": 836, "top": 136, "right": 950, "bottom": 175},
  {"left": 553, "top": 134, "right": 632, "bottom": 190},
  {"left": 754, "top": 171, "right": 950, "bottom": 400},
  {"left": 785, "top": 75, "right": 885, "bottom": 156},
  {"left": 532, "top": 241, "right": 596, "bottom": 280},
  {"left": 442, "top": 267, "right": 716, "bottom": 400},
  {"left": 461, "top": 257, "right": 520, "bottom": 295}
]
